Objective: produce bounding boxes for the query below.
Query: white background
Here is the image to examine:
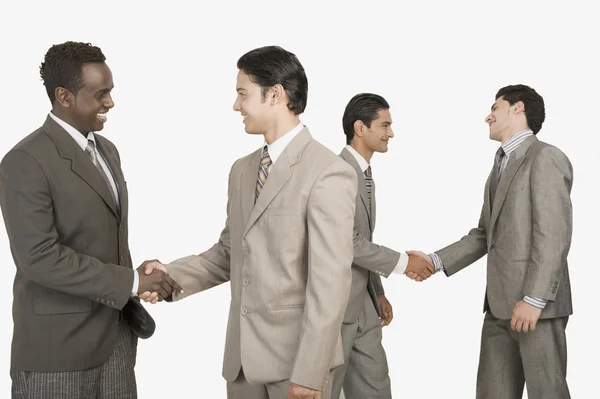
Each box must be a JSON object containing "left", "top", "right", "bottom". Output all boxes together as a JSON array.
[{"left": 1, "top": 1, "right": 599, "bottom": 397}]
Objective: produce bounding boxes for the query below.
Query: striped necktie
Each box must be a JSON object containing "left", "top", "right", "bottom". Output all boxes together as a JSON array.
[
  {"left": 364, "top": 165, "right": 373, "bottom": 208},
  {"left": 85, "top": 139, "right": 119, "bottom": 210},
  {"left": 256, "top": 145, "right": 272, "bottom": 200}
]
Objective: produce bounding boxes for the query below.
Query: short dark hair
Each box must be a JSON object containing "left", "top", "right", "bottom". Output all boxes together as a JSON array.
[
  {"left": 40, "top": 41, "right": 106, "bottom": 104},
  {"left": 342, "top": 93, "right": 390, "bottom": 144},
  {"left": 495, "top": 84, "right": 545, "bottom": 134},
  {"left": 237, "top": 46, "right": 308, "bottom": 115}
]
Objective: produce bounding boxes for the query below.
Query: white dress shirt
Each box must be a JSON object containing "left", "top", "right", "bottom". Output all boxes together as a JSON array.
[
  {"left": 49, "top": 112, "right": 138, "bottom": 296},
  {"left": 345, "top": 145, "right": 409, "bottom": 274},
  {"left": 263, "top": 121, "right": 305, "bottom": 172}
]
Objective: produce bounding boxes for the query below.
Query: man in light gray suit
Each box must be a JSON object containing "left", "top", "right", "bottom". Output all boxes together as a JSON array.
[
  {"left": 331, "top": 93, "right": 435, "bottom": 399},
  {"left": 142, "top": 46, "right": 357, "bottom": 399},
  {"left": 410, "top": 84, "right": 573, "bottom": 399}
]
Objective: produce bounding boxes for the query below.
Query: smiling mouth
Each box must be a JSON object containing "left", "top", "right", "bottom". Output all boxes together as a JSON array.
[{"left": 97, "top": 112, "right": 107, "bottom": 123}]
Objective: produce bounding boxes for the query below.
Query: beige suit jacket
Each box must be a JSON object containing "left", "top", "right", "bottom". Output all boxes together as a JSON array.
[{"left": 167, "top": 128, "right": 357, "bottom": 390}]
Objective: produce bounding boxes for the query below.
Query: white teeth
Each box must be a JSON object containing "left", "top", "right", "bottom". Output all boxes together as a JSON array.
[{"left": 96, "top": 113, "right": 107, "bottom": 122}]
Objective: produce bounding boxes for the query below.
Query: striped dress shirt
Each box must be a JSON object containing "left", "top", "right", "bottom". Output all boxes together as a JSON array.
[{"left": 430, "top": 130, "right": 548, "bottom": 309}]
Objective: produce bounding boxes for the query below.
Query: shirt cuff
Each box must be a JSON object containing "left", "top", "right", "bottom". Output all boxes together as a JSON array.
[
  {"left": 429, "top": 252, "right": 445, "bottom": 273},
  {"left": 392, "top": 253, "right": 409, "bottom": 274},
  {"left": 131, "top": 269, "right": 139, "bottom": 297},
  {"left": 523, "top": 295, "right": 548, "bottom": 309}
]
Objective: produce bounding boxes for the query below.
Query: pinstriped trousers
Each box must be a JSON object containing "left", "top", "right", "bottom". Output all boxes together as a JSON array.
[{"left": 11, "top": 319, "right": 137, "bottom": 399}]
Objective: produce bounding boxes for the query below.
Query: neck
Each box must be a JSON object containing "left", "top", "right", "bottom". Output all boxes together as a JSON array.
[
  {"left": 263, "top": 114, "right": 301, "bottom": 145},
  {"left": 350, "top": 141, "right": 374, "bottom": 164},
  {"left": 499, "top": 126, "right": 529, "bottom": 145},
  {"left": 52, "top": 107, "right": 87, "bottom": 136}
]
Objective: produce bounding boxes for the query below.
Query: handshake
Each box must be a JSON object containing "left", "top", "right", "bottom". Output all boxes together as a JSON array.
[
  {"left": 404, "top": 251, "right": 436, "bottom": 282},
  {"left": 135, "top": 260, "right": 182, "bottom": 303}
]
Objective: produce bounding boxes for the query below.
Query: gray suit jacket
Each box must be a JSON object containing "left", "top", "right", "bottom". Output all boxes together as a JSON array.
[
  {"left": 0, "top": 116, "right": 152, "bottom": 372},
  {"left": 167, "top": 129, "right": 357, "bottom": 391},
  {"left": 436, "top": 136, "right": 573, "bottom": 319},
  {"left": 339, "top": 148, "right": 400, "bottom": 323}
]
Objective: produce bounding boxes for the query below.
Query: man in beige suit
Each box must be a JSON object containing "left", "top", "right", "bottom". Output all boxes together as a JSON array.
[
  {"left": 410, "top": 85, "right": 573, "bottom": 399},
  {"left": 142, "top": 46, "right": 357, "bottom": 399},
  {"left": 332, "top": 93, "right": 435, "bottom": 399}
]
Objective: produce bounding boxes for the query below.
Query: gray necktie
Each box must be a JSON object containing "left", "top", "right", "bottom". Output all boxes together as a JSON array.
[
  {"left": 364, "top": 166, "right": 373, "bottom": 208},
  {"left": 85, "top": 139, "right": 119, "bottom": 210},
  {"left": 489, "top": 146, "right": 505, "bottom": 207}
]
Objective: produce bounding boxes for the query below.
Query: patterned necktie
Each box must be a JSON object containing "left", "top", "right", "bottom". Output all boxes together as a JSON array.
[
  {"left": 85, "top": 139, "right": 118, "bottom": 209},
  {"left": 364, "top": 165, "right": 373, "bottom": 208},
  {"left": 256, "top": 145, "right": 273, "bottom": 200},
  {"left": 489, "top": 146, "right": 505, "bottom": 207}
]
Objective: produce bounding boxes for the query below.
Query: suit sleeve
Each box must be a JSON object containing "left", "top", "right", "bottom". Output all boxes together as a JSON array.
[
  {"left": 166, "top": 163, "right": 234, "bottom": 300},
  {"left": 353, "top": 230, "right": 401, "bottom": 277},
  {"left": 522, "top": 147, "right": 573, "bottom": 300},
  {"left": 0, "top": 150, "right": 133, "bottom": 309},
  {"left": 289, "top": 161, "right": 356, "bottom": 390},
  {"left": 435, "top": 203, "right": 488, "bottom": 277}
]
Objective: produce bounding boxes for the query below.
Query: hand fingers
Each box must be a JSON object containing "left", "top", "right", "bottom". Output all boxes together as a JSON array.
[
  {"left": 426, "top": 262, "right": 436, "bottom": 274},
  {"left": 522, "top": 321, "right": 530, "bottom": 333},
  {"left": 530, "top": 321, "right": 537, "bottom": 332},
  {"left": 515, "top": 319, "right": 524, "bottom": 333},
  {"left": 510, "top": 316, "right": 517, "bottom": 331},
  {"left": 144, "top": 260, "right": 163, "bottom": 275}
]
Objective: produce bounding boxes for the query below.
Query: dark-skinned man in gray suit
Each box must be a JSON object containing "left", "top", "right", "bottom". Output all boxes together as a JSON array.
[{"left": 0, "top": 41, "right": 181, "bottom": 399}]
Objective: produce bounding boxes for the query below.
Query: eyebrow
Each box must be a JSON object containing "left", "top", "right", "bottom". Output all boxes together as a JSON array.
[
  {"left": 236, "top": 88, "right": 247, "bottom": 93},
  {"left": 491, "top": 103, "right": 497, "bottom": 111}
]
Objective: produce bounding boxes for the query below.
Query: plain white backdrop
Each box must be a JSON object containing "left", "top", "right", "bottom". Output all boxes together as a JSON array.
[{"left": 1, "top": 0, "right": 599, "bottom": 397}]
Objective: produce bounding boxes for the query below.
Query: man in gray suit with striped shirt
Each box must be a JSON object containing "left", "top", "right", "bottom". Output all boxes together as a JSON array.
[{"left": 410, "top": 84, "right": 573, "bottom": 399}]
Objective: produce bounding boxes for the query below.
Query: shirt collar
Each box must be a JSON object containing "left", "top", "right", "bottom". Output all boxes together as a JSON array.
[
  {"left": 345, "top": 145, "right": 369, "bottom": 173},
  {"left": 501, "top": 130, "right": 533, "bottom": 157},
  {"left": 49, "top": 112, "right": 96, "bottom": 151},
  {"left": 264, "top": 121, "right": 304, "bottom": 165}
]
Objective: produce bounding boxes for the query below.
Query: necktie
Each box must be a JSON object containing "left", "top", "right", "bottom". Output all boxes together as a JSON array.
[
  {"left": 364, "top": 166, "right": 373, "bottom": 208},
  {"left": 489, "top": 146, "right": 505, "bottom": 207},
  {"left": 85, "top": 139, "right": 119, "bottom": 210},
  {"left": 256, "top": 145, "right": 272, "bottom": 200}
]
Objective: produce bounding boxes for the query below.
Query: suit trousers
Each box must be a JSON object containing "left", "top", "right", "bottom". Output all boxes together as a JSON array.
[
  {"left": 11, "top": 319, "right": 138, "bottom": 399},
  {"left": 476, "top": 311, "right": 570, "bottom": 399},
  {"left": 331, "top": 294, "right": 391, "bottom": 399},
  {"left": 227, "top": 368, "right": 336, "bottom": 399}
]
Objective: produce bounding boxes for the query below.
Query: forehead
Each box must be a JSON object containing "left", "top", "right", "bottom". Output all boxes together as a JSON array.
[
  {"left": 373, "top": 108, "right": 392, "bottom": 122},
  {"left": 492, "top": 97, "right": 509, "bottom": 108},
  {"left": 236, "top": 69, "right": 259, "bottom": 89},
  {"left": 80, "top": 62, "right": 113, "bottom": 89}
]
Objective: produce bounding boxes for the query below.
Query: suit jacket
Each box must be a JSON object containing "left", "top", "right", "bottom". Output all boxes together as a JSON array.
[
  {"left": 167, "top": 128, "right": 357, "bottom": 390},
  {"left": 436, "top": 136, "right": 573, "bottom": 319},
  {"left": 339, "top": 148, "right": 400, "bottom": 323},
  {"left": 0, "top": 115, "right": 153, "bottom": 372}
]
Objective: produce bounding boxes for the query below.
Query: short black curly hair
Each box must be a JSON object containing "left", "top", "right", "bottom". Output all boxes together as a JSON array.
[
  {"left": 40, "top": 41, "right": 106, "bottom": 104},
  {"left": 495, "top": 84, "right": 545, "bottom": 134}
]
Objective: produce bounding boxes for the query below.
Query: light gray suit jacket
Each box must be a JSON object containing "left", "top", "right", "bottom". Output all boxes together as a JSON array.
[
  {"left": 166, "top": 128, "right": 357, "bottom": 391},
  {"left": 436, "top": 136, "right": 573, "bottom": 319},
  {"left": 339, "top": 148, "right": 400, "bottom": 323}
]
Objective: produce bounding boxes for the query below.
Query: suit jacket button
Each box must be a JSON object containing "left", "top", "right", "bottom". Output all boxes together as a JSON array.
[
  {"left": 241, "top": 308, "right": 248, "bottom": 316},
  {"left": 242, "top": 279, "right": 249, "bottom": 286},
  {"left": 490, "top": 245, "right": 495, "bottom": 251}
]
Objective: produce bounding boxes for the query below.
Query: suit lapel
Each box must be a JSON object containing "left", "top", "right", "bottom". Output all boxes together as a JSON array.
[
  {"left": 489, "top": 136, "right": 537, "bottom": 232},
  {"left": 370, "top": 176, "right": 376, "bottom": 231},
  {"left": 243, "top": 128, "right": 311, "bottom": 238},
  {"left": 340, "top": 148, "right": 372, "bottom": 229},
  {"left": 95, "top": 136, "right": 126, "bottom": 224},
  {"left": 43, "top": 116, "right": 119, "bottom": 220},
  {"left": 240, "top": 148, "right": 262, "bottom": 227}
]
